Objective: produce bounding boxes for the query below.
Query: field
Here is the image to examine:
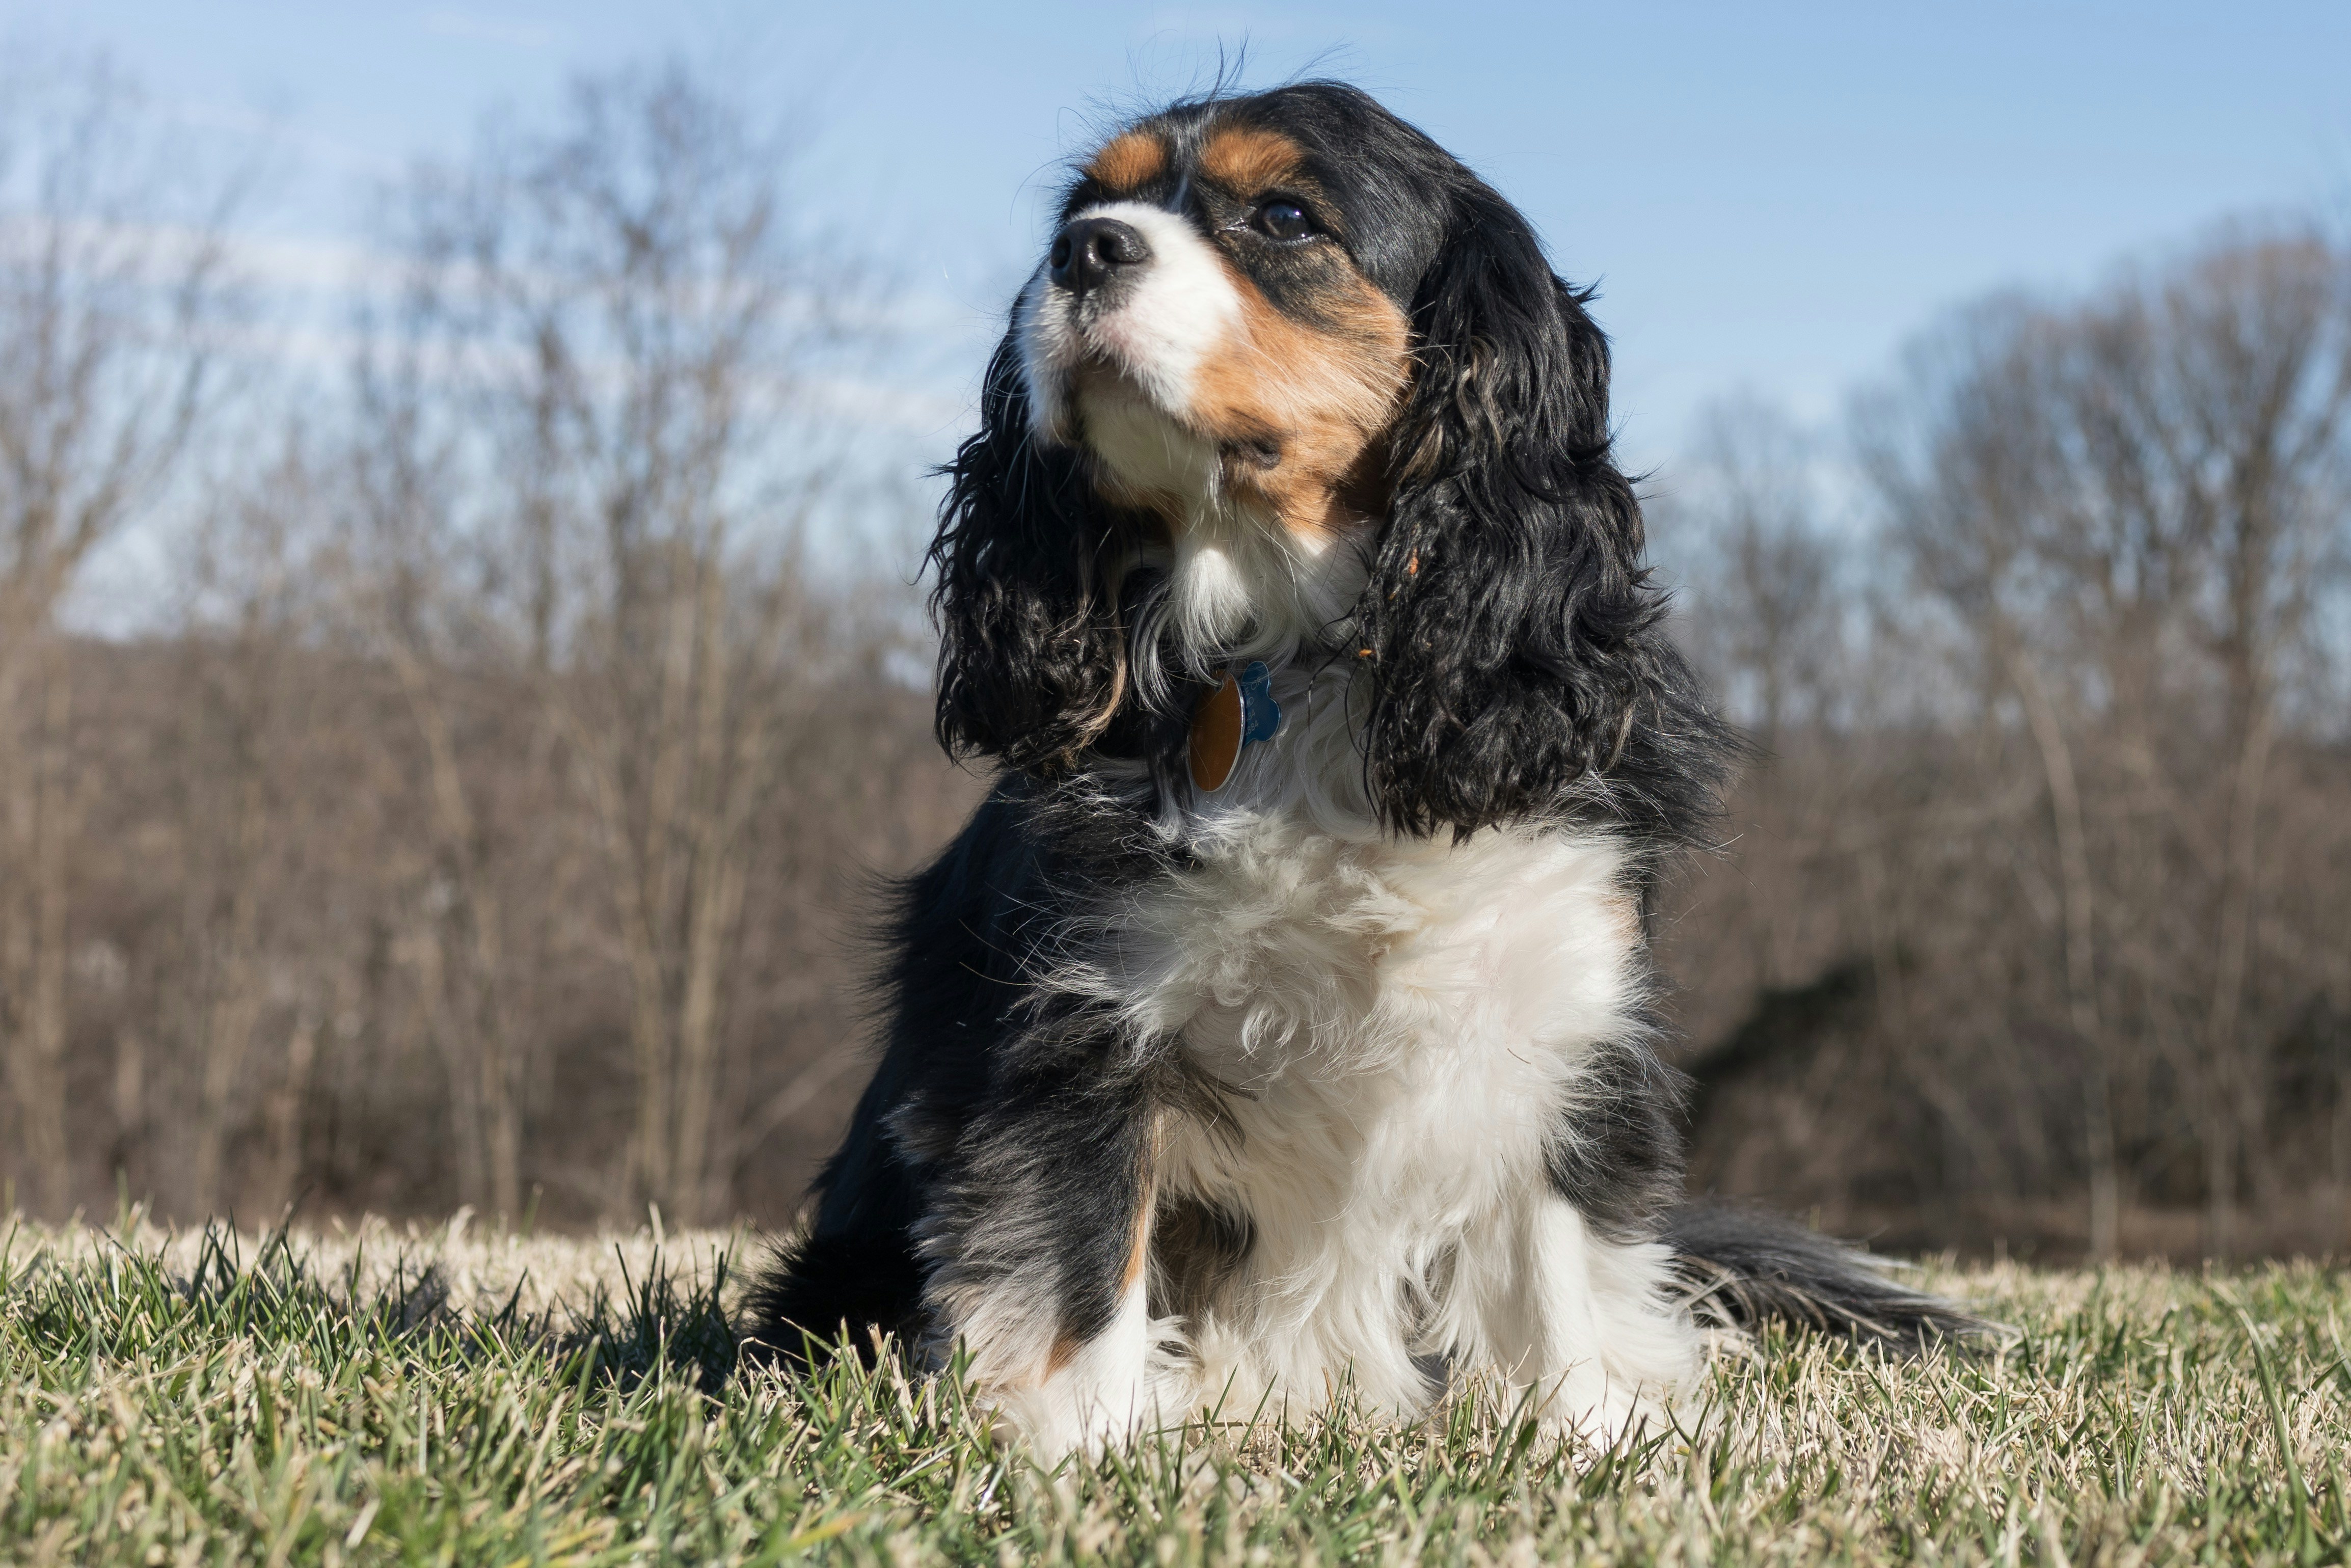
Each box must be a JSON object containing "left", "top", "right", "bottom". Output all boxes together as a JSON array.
[{"left": 3, "top": 1215, "right": 2347, "bottom": 1566}]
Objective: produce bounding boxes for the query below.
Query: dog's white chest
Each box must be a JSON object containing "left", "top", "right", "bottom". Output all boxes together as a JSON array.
[
  {"left": 1099, "top": 812, "right": 1653, "bottom": 1406},
  {"left": 1115, "top": 812, "right": 1641, "bottom": 1099}
]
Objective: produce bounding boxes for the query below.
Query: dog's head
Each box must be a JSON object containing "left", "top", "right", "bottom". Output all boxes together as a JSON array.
[{"left": 931, "top": 82, "right": 1724, "bottom": 837}]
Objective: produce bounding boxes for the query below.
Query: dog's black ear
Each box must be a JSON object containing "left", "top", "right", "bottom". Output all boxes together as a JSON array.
[
  {"left": 928, "top": 329, "right": 1139, "bottom": 775},
  {"left": 1356, "top": 180, "right": 1731, "bottom": 839}
]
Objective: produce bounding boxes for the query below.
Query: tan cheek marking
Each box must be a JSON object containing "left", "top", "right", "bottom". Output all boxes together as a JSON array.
[
  {"left": 1199, "top": 125, "right": 1305, "bottom": 192},
  {"left": 1086, "top": 131, "right": 1167, "bottom": 192},
  {"left": 1186, "top": 264, "right": 1412, "bottom": 536}
]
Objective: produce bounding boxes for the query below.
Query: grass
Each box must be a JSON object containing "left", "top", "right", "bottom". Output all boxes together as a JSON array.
[{"left": 3, "top": 1213, "right": 2347, "bottom": 1566}]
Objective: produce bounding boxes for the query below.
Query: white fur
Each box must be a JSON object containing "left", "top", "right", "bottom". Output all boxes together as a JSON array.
[
  {"left": 1019, "top": 201, "right": 1240, "bottom": 450},
  {"left": 989, "top": 676, "right": 1699, "bottom": 1458},
  {"left": 977, "top": 1273, "right": 1177, "bottom": 1454},
  {"left": 1019, "top": 201, "right": 1360, "bottom": 663}
]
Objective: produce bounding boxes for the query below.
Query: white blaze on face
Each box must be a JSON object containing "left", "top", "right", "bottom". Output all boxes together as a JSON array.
[
  {"left": 1015, "top": 194, "right": 1371, "bottom": 659},
  {"left": 1017, "top": 201, "right": 1242, "bottom": 464}
]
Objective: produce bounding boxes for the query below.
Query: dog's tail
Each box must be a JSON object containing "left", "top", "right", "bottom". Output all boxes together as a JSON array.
[{"left": 1665, "top": 1202, "right": 1989, "bottom": 1353}]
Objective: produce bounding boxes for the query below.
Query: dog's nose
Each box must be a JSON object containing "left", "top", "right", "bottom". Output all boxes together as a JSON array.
[{"left": 1048, "top": 217, "right": 1151, "bottom": 296}]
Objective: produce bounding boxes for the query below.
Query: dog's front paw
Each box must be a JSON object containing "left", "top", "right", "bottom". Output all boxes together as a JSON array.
[{"left": 980, "top": 1369, "right": 1171, "bottom": 1464}]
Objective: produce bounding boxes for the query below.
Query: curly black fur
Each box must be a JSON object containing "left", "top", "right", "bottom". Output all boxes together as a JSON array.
[
  {"left": 1358, "top": 180, "right": 1736, "bottom": 841},
  {"left": 927, "top": 344, "right": 1156, "bottom": 776}
]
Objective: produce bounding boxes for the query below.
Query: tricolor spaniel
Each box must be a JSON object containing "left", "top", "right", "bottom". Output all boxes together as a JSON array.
[{"left": 748, "top": 81, "right": 1972, "bottom": 1457}]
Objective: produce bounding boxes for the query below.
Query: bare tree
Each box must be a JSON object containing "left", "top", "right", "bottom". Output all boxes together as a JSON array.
[
  {"left": 0, "top": 53, "right": 243, "bottom": 1209},
  {"left": 2078, "top": 233, "right": 2351, "bottom": 1254},
  {"left": 1852, "top": 299, "right": 2132, "bottom": 1255},
  {"left": 1711, "top": 224, "right": 2351, "bottom": 1259},
  {"left": 360, "top": 64, "right": 876, "bottom": 1225},
  {"left": 166, "top": 441, "right": 326, "bottom": 1215},
  {"left": 1667, "top": 394, "right": 1844, "bottom": 748},
  {"left": 0, "top": 54, "right": 968, "bottom": 1227}
]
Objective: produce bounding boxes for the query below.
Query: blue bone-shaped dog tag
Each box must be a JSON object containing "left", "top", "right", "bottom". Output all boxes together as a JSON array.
[{"left": 1237, "top": 661, "right": 1281, "bottom": 744}]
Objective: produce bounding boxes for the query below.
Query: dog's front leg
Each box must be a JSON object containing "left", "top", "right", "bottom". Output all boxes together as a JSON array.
[
  {"left": 1466, "top": 1194, "right": 1700, "bottom": 1449},
  {"left": 915, "top": 1043, "right": 1166, "bottom": 1459}
]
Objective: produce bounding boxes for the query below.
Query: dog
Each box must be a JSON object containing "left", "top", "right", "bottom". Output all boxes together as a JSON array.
[{"left": 747, "top": 80, "right": 1974, "bottom": 1458}]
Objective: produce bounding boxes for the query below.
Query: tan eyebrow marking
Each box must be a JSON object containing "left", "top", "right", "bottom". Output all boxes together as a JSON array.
[
  {"left": 1198, "top": 125, "right": 1305, "bottom": 193},
  {"left": 1085, "top": 131, "right": 1168, "bottom": 192}
]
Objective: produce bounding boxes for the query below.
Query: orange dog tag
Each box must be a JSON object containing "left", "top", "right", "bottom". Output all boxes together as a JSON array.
[
  {"left": 1187, "top": 662, "right": 1280, "bottom": 795},
  {"left": 1188, "top": 670, "right": 1245, "bottom": 793}
]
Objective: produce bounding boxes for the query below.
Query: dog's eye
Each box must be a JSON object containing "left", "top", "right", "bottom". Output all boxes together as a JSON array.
[{"left": 1253, "top": 201, "right": 1316, "bottom": 241}]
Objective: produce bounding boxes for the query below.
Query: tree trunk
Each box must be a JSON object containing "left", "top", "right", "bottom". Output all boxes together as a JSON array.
[
  {"left": 1, "top": 646, "right": 77, "bottom": 1213},
  {"left": 386, "top": 644, "right": 526, "bottom": 1221},
  {"left": 190, "top": 766, "right": 269, "bottom": 1220},
  {"left": 2202, "top": 702, "right": 2274, "bottom": 1260},
  {"left": 2008, "top": 652, "right": 2119, "bottom": 1261},
  {"left": 412, "top": 913, "right": 487, "bottom": 1209},
  {"left": 262, "top": 1007, "right": 318, "bottom": 1215}
]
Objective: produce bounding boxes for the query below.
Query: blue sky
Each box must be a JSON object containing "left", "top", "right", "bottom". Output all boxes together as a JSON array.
[{"left": 8, "top": 0, "right": 2349, "bottom": 482}]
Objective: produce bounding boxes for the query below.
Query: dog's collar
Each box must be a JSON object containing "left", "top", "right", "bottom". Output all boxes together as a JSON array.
[{"left": 1186, "top": 661, "right": 1281, "bottom": 794}]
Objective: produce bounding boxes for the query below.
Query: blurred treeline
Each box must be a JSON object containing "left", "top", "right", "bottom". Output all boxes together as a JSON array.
[
  {"left": 3, "top": 59, "right": 2347, "bottom": 1256},
  {"left": 0, "top": 60, "right": 976, "bottom": 1230},
  {"left": 1660, "top": 239, "right": 2351, "bottom": 1260}
]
